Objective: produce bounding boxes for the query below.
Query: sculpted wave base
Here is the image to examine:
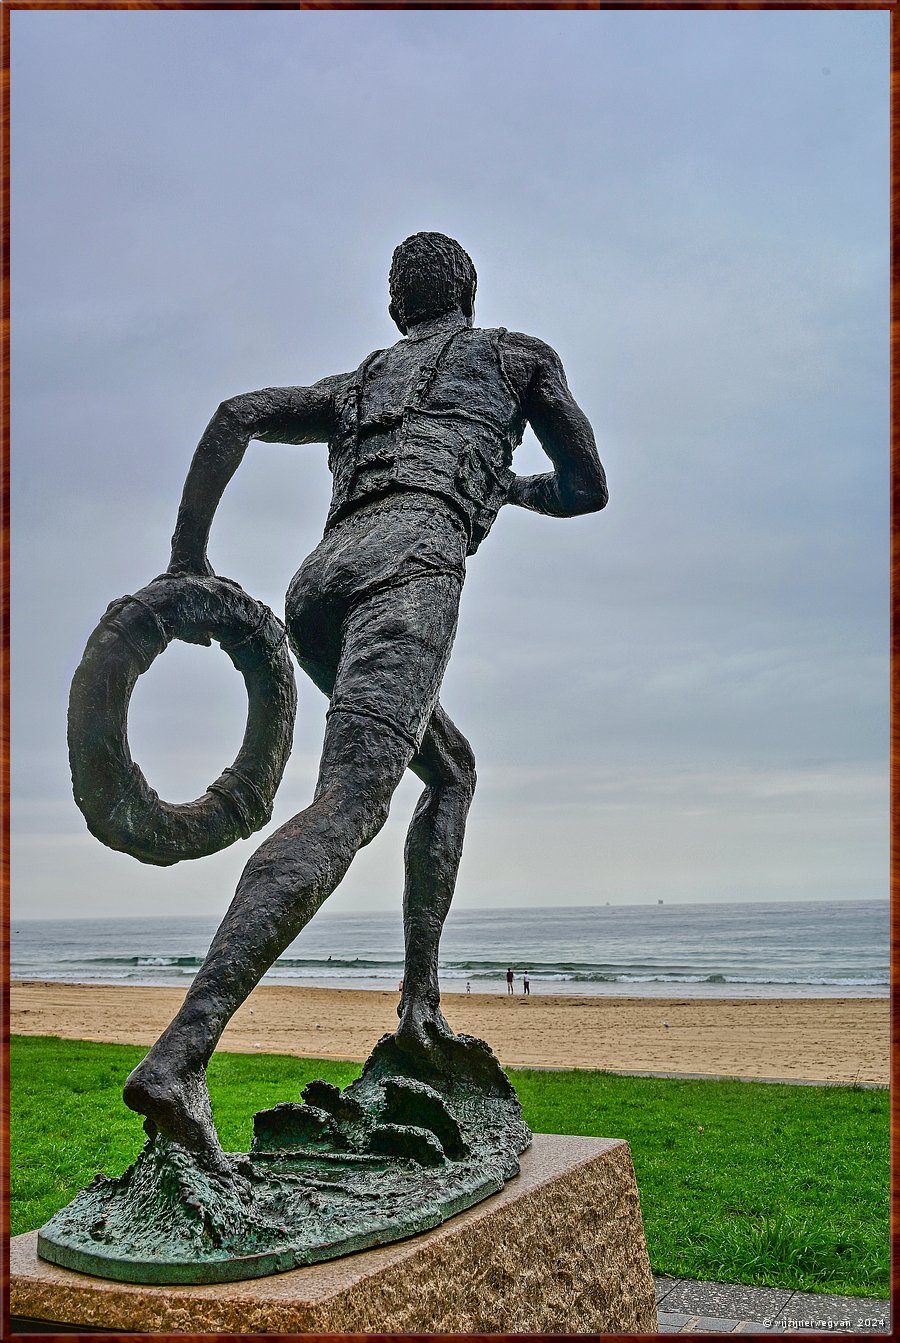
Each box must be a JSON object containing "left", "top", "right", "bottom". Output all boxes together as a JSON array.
[
  {"left": 17, "top": 1135, "right": 657, "bottom": 1334},
  {"left": 37, "top": 1030, "right": 531, "bottom": 1286},
  {"left": 52, "top": 234, "right": 612, "bottom": 1292}
]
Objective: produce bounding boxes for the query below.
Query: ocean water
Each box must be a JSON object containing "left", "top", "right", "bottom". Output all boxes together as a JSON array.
[{"left": 11, "top": 899, "right": 888, "bottom": 999}]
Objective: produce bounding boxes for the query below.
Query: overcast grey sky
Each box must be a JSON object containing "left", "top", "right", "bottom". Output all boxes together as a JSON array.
[{"left": 10, "top": 8, "right": 888, "bottom": 921}]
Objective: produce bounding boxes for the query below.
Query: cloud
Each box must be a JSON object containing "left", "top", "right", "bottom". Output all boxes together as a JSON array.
[{"left": 11, "top": 8, "right": 887, "bottom": 918}]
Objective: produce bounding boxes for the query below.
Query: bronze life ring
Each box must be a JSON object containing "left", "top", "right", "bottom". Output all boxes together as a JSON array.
[{"left": 67, "top": 573, "right": 297, "bottom": 866}]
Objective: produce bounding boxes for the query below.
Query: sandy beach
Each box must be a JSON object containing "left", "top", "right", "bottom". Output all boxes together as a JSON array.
[{"left": 11, "top": 981, "right": 888, "bottom": 1084}]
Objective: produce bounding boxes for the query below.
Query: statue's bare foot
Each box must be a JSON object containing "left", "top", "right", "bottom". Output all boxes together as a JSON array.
[
  {"left": 395, "top": 997, "right": 455, "bottom": 1055},
  {"left": 123, "top": 1051, "right": 230, "bottom": 1177}
]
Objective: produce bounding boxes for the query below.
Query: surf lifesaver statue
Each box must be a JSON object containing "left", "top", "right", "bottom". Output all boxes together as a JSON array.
[
  {"left": 67, "top": 572, "right": 297, "bottom": 865},
  {"left": 40, "top": 235, "right": 624, "bottom": 1302}
]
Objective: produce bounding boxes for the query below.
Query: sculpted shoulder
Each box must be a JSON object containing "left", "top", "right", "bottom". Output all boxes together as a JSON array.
[{"left": 496, "top": 330, "right": 566, "bottom": 405}]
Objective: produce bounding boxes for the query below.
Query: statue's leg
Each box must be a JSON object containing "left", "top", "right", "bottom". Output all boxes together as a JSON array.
[
  {"left": 123, "top": 562, "right": 463, "bottom": 1164},
  {"left": 396, "top": 705, "right": 476, "bottom": 1051},
  {"left": 123, "top": 711, "right": 414, "bottom": 1164}
]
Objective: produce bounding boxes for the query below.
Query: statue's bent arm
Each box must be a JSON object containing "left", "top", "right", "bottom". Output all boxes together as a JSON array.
[
  {"left": 503, "top": 333, "right": 608, "bottom": 519},
  {"left": 168, "top": 374, "right": 349, "bottom": 574}
]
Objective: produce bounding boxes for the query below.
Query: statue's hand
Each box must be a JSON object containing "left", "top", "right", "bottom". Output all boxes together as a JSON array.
[
  {"left": 151, "top": 555, "right": 219, "bottom": 645},
  {"left": 165, "top": 552, "right": 215, "bottom": 580},
  {"left": 157, "top": 559, "right": 245, "bottom": 595}
]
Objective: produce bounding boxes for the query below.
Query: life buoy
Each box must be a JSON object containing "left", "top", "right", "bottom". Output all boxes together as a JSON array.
[{"left": 67, "top": 573, "right": 297, "bottom": 866}]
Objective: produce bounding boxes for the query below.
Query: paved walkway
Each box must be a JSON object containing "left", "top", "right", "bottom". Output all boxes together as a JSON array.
[{"left": 655, "top": 1276, "right": 890, "bottom": 1334}]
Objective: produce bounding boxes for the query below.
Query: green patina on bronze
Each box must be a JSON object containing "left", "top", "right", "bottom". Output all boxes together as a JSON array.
[{"left": 37, "top": 1031, "right": 531, "bottom": 1285}]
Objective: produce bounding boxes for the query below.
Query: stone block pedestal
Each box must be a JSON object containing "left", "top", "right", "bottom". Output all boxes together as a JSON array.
[{"left": 11, "top": 1134, "right": 657, "bottom": 1334}]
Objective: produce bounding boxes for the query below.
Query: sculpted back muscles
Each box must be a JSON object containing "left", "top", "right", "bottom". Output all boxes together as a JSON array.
[{"left": 170, "top": 317, "right": 605, "bottom": 579}]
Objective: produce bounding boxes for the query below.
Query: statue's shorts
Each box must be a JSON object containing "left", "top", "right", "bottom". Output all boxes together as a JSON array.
[{"left": 285, "top": 492, "right": 468, "bottom": 754}]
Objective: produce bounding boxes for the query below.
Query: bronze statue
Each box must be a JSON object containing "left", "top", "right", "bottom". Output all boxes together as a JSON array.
[
  {"left": 48, "top": 234, "right": 607, "bottom": 1281},
  {"left": 122, "top": 231, "right": 606, "bottom": 1167}
]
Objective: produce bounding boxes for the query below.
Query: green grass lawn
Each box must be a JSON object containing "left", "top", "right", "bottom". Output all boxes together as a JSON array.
[{"left": 10, "top": 1035, "right": 888, "bottom": 1298}]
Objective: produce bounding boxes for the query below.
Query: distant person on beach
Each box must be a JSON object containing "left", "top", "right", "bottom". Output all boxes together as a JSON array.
[
  {"left": 398, "top": 978, "right": 404, "bottom": 995},
  {"left": 466, "top": 981, "right": 471, "bottom": 994},
  {"left": 506, "top": 967, "right": 514, "bottom": 995},
  {"left": 523, "top": 972, "right": 530, "bottom": 996}
]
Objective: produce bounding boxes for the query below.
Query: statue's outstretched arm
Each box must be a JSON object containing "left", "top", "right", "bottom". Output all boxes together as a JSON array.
[
  {"left": 168, "top": 375, "right": 348, "bottom": 575},
  {"left": 504, "top": 335, "right": 608, "bottom": 518}
]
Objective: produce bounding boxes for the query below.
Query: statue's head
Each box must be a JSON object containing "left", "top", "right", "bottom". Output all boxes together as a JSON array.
[{"left": 389, "top": 232, "right": 477, "bottom": 334}]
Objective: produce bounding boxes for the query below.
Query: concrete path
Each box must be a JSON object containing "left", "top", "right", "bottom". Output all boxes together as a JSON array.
[{"left": 655, "top": 1276, "right": 890, "bottom": 1333}]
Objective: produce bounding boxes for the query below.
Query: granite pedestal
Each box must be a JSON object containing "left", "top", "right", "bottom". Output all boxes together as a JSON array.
[{"left": 11, "top": 1134, "right": 657, "bottom": 1334}]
